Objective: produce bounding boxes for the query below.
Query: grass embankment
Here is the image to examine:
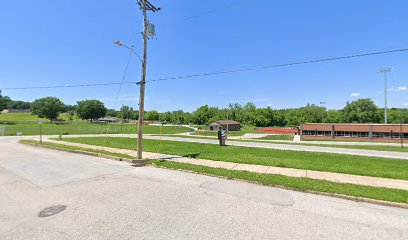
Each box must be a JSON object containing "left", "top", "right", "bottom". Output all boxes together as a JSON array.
[
  {"left": 20, "top": 140, "right": 135, "bottom": 159},
  {"left": 233, "top": 138, "right": 408, "bottom": 153},
  {"left": 0, "top": 112, "right": 75, "bottom": 123},
  {"left": 0, "top": 124, "right": 191, "bottom": 136},
  {"left": 152, "top": 160, "right": 408, "bottom": 204},
  {"left": 60, "top": 137, "right": 408, "bottom": 180}
]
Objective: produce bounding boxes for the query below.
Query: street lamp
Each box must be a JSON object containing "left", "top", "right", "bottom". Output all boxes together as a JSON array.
[
  {"left": 114, "top": 41, "right": 143, "bottom": 63},
  {"left": 378, "top": 67, "right": 392, "bottom": 124}
]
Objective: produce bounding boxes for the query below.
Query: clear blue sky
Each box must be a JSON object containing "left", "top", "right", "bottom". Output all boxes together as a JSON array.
[{"left": 1, "top": 0, "right": 407, "bottom": 111}]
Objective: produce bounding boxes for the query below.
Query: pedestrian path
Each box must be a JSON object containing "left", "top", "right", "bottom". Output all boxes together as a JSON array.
[{"left": 42, "top": 138, "right": 408, "bottom": 191}]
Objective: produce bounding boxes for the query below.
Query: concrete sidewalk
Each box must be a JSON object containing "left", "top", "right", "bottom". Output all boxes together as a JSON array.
[{"left": 41, "top": 139, "right": 408, "bottom": 191}]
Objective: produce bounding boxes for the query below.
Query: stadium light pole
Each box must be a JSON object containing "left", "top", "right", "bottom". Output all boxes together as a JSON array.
[
  {"left": 320, "top": 102, "right": 326, "bottom": 123},
  {"left": 400, "top": 108, "right": 404, "bottom": 149},
  {"left": 378, "top": 67, "right": 392, "bottom": 124}
]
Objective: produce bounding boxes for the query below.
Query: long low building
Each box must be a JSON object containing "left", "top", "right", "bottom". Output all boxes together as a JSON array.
[{"left": 300, "top": 123, "right": 408, "bottom": 143}]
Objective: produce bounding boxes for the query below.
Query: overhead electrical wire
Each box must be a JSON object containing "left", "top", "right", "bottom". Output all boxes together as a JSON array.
[
  {"left": 146, "top": 47, "right": 408, "bottom": 83},
  {"left": 3, "top": 47, "right": 408, "bottom": 90}
]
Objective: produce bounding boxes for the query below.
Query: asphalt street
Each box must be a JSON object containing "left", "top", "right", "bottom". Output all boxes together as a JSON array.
[{"left": 0, "top": 137, "right": 407, "bottom": 239}]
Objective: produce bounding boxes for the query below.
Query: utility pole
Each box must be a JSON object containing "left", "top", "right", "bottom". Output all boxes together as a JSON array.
[
  {"left": 136, "top": 0, "right": 160, "bottom": 159},
  {"left": 226, "top": 111, "right": 229, "bottom": 131},
  {"left": 379, "top": 67, "right": 392, "bottom": 124}
]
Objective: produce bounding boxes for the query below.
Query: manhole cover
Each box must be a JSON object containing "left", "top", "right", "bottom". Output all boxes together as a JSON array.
[{"left": 38, "top": 205, "right": 67, "bottom": 218}]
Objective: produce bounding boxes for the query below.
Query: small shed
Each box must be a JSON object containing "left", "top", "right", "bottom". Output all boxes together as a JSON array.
[{"left": 208, "top": 120, "right": 241, "bottom": 131}]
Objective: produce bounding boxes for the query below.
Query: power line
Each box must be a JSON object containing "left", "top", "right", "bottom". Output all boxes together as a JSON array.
[
  {"left": 3, "top": 47, "right": 408, "bottom": 90},
  {"left": 147, "top": 47, "right": 408, "bottom": 83},
  {"left": 183, "top": 0, "right": 243, "bottom": 21},
  {"left": 3, "top": 82, "right": 138, "bottom": 90}
]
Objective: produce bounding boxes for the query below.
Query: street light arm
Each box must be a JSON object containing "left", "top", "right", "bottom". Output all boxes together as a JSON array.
[{"left": 114, "top": 41, "right": 143, "bottom": 63}]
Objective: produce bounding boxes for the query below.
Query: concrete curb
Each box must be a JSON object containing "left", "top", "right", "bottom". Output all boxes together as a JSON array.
[
  {"left": 152, "top": 162, "right": 408, "bottom": 209},
  {"left": 19, "top": 141, "right": 149, "bottom": 167}
]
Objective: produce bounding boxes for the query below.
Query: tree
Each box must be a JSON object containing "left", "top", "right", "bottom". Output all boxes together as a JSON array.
[
  {"left": 31, "top": 97, "right": 66, "bottom": 123},
  {"left": 76, "top": 100, "right": 107, "bottom": 121},
  {"left": 228, "top": 103, "right": 243, "bottom": 122},
  {"left": 145, "top": 110, "right": 160, "bottom": 121},
  {"left": 325, "top": 110, "right": 343, "bottom": 123},
  {"left": 119, "top": 106, "right": 133, "bottom": 121},
  {"left": 7, "top": 100, "right": 31, "bottom": 110},
  {"left": 107, "top": 109, "right": 118, "bottom": 117},
  {"left": 342, "top": 99, "right": 380, "bottom": 123},
  {"left": 0, "top": 90, "right": 12, "bottom": 111},
  {"left": 192, "top": 105, "right": 220, "bottom": 125}
]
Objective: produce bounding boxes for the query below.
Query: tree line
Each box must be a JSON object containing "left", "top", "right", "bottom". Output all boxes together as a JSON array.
[
  {"left": 1, "top": 91, "right": 407, "bottom": 126},
  {"left": 157, "top": 99, "right": 408, "bottom": 126},
  {"left": 0, "top": 90, "right": 31, "bottom": 110}
]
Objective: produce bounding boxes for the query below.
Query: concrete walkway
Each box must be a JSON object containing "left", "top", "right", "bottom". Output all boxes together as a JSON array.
[{"left": 41, "top": 139, "right": 408, "bottom": 191}]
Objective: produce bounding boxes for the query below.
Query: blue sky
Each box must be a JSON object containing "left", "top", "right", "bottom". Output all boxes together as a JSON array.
[{"left": 1, "top": 0, "right": 407, "bottom": 111}]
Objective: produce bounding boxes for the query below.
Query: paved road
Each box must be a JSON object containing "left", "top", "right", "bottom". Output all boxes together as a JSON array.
[{"left": 1, "top": 137, "right": 407, "bottom": 239}]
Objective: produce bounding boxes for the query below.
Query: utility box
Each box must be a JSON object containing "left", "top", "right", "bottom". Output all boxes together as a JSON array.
[
  {"left": 146, "top": 23, "right": 156, "bottom": 37},
  {"left": 218, "top": 130, "right": 227, "bottom": 146}
]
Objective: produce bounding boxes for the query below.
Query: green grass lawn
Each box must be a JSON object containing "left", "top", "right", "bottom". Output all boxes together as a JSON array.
[
  {"left": 0, "top": 124, "right": 191, "bottom": 136},
  {"left": 60, "top": 137, "right": 408, "bottom": 180},
  {"left": 258, "top": 134, "right": 294, "bottom": 141},
  {"left": 0, "top": 112, "right": 46, "bottom": 122},
  {"left": 141, "top": 134, "right": 408, "bottom": 153},
  {"left": 297, "top": 143, "right": 408, "bottom": 153},
  {"left": 152, "top": 160, "right": 408, "bottom": 204},
  {"left": 0, "top": 112, "right": 76, "bottom": 123}
]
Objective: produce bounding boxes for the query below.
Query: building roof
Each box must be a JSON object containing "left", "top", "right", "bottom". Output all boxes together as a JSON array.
[
  {"left": 210, "top": 120, "right": 241, "bottom": 126},
  {"left": 302, "top": 123, "right": 408, "bottom": 133}
]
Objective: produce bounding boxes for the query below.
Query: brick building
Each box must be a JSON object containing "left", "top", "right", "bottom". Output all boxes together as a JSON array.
[{"left": 300, "top": 123, "right": 408, "bottom": 143}]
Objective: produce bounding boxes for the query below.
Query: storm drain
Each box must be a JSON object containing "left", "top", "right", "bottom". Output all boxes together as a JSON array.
[{"left": 38, "top": 205, "right": 67, "bottom": 218}]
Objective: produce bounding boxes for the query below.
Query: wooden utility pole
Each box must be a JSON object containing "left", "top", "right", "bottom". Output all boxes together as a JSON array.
[{"left": 137, "top": 0, "right": 160, "bottom": 159}]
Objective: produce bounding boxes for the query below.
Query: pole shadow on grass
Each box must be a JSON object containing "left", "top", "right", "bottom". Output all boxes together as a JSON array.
[{"left": 183, "top": 153, "right": 201, "bottom": 159}]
